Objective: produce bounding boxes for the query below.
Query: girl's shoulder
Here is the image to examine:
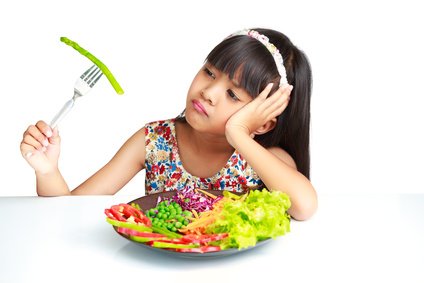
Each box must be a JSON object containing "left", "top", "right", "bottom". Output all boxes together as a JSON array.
[
  {"left": 268, "top": 147, "right": 297, "bottom": 170},
  {"left": 145, "top": 119, "right": 175, "bottom": 129},
  {"left": 145, "top": 119, "right": 176, "bottom": 136}
]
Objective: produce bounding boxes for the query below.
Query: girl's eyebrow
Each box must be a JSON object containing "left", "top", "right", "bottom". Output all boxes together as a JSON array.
[{"left": 231, "top": 79, "right": 241, "bottom": 88}]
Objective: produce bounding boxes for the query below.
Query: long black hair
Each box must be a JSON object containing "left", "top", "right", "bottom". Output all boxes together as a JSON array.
[{"left": 177, "top": 28, "right": 313, "bottom": 179}]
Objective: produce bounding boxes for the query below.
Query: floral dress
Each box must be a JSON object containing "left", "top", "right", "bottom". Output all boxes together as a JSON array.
[{"left": 144, "top": 119, "right": 264, "bottom": 195}]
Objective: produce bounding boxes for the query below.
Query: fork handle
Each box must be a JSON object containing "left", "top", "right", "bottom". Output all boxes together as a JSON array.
[{"left": 50, "top": 98, "right": 75, "bottom": 129}]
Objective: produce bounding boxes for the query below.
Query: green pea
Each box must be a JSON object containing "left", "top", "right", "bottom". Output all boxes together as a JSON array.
[
  {"left": 183, "top": 211, "right": 193, "bottom": 218},
  {"left": 177, "top": 216, "right": 185, "bottom": 222},
  {"left": 174, "top": 222, "right": 182, "bottom": 229},
  {"left": 171, "top": 227, "right": 177, "bottom": 232},
  {"left": 183, "top": 219, "right": 189, "bottom": 225}
]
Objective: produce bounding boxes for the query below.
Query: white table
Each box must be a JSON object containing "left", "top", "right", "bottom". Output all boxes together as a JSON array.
[{"left": 1, "top": 194, "right": 423, "bottom": 283}]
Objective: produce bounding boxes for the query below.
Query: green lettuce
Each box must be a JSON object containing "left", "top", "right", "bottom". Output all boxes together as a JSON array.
[{"left": 205, "top": 189, "right": 291, "bottom": 250}]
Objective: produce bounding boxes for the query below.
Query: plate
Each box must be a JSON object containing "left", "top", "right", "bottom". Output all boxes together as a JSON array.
[{"left": 112, "top": 190, "right": 273, "bottom": 258}]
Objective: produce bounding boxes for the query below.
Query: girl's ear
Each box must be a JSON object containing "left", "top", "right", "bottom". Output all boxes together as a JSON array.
[{"left": 252, "top": 118, "right": 277, "bottom": 136}]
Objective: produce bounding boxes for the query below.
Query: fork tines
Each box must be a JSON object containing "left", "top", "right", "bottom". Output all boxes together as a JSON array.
[{"left": 81, "top": 65, "right": 103, "bottom": 87}]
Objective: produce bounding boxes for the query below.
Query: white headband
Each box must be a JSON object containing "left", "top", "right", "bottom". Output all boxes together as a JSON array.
[{"left": 228, "top": 29, "right": 288, "bottom": 86}]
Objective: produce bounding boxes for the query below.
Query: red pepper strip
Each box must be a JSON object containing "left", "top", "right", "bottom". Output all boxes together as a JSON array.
[
  {"left": 119, "top": 204, "right": 152, "bottom": 227},
  {"left": 120, "top": 203, "right": 142, "bottom": 218},
  {"left": 105, "top": 209, "right": 114, "bottom": 219},
  {"left": 107, "top": 206, "right": 127, "bottom": 222},
  {"left": 181, "top": 233, "right": 229, "bottom": 244},
  {"left": 175, "top": 246, "right": 221, "bottom": 253},
  {"left": 106, "top": 217, "right": 152, "bottom": 232},
  {"left": 117, "top": 227, "right": 167, "bottom": 238}
]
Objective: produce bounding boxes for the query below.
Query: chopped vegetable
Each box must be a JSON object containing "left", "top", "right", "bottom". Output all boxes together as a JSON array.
[
  {"left": 105, "top": 203, "right": 151, "bottom": 227},
  {"left": 175, "top": 246, "right": 221, "bottom": 253},
  {"left": 150, "top": 223, "right": 183, "bottom": 239},
  {"left": 60, "top": 37, "right": 124, "bottom": 94},
  {"left": 177, "top": 194, "right": 238, "bottom": 235},
  {"left": 117, "top": 227, "right": 167, "bottom": 238},
  {"left": 205, "top": 189, "right": 291, "bottom": 250},
  {"left": 106, "top": 217, "right": 152, "bottom": 232},
  {"left": 158, "top": 187, "right": 223, "bottom": 214},
  {"left": 105, "top": 203, "right": 152, "bottom": 235},
  {"left": 129, "top": 235, "right": 167, "bottom": 243},
  {"left": 151, "top": 241, "right": 200, "bottom": 249},
  {"left": 181, "top": 233, "right": 229, "bottom": 244},
  {"left": 145, "top": 200, "right": 192, "bottom": 233},
  {"left": 146, "top": 238, "right": 187, "bottom": 245}
]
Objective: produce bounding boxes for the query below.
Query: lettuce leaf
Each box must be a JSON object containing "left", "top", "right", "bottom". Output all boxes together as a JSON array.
[{"left": 205, "top": 189, "right": 291, "bottom": 250}]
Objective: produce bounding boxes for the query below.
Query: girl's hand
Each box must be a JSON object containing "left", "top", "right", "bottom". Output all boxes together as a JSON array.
[
  {"left": 225, "top": 83, "right": 292, "bottom": 145},
  {"left": 20, "top": 121, "right": 61, "bottom": 175}
]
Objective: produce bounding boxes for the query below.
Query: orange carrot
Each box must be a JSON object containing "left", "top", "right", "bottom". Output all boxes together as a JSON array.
[
  {"left": 196, "top": 188, "right": 217, "bottom": 199},
  {"left": 179, "top": 195, "right": 244, "bottom": 235}
]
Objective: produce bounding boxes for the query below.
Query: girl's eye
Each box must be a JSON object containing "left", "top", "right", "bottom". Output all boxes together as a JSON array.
[
  {"left": 203, "top": 68, "right": 215, "bottom": 78},
  {"left": 227, "top": 90, "right": 239, "bottom": 101}
]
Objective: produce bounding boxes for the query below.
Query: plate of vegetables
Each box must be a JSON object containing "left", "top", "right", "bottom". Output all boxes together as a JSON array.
[{"left": 105, "top": 188, "right": 291, "bottom": 258}]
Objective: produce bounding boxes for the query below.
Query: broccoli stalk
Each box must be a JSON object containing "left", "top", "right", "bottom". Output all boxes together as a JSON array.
[{"left": 60, "top": 37, "right": 124, "bottom": 95}]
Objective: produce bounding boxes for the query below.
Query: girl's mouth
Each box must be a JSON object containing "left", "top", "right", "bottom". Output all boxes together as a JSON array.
[{"left": 192, "top": 99, "right": 208, "bottom": 116}]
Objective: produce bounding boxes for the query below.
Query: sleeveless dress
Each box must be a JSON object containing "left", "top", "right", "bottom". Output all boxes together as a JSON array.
[{"left": 144, "top": 119, "right": 264, "bottom": 195}]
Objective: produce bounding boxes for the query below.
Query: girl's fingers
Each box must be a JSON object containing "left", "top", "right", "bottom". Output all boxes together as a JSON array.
[
  {"left": 22, "top": 121, "right": 52, "bottom": 158},
  {"left": 22, "top": 133, "right": 42, "bottom": 150},
  {"left": 262, "top": 84, "right": 291, "bottom": 120},
  {"left": 272, "top": 99, "right": 290, "bottom": 119},
  {"left": 262, "top": 84, "right": 291, "bottom": 107},
  {"left": 35, "top": 120, "right": 53, "bottom": 138},
  {"left": 21, "top": 144, "right": 38, "bottom": 159},
  {"left": 26, "top": 125, "right": 49, "bottom": 148}
]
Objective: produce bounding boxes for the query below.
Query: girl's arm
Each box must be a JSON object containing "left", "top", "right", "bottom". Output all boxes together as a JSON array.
[
  {"left": 225, "top": 84, "right": 318, "bottom": 220},
  {"left": 71, "top": 127, "right": 146, "bottom": 195},
  {"left": 21, "top": 121, "right": 145, "bottom": 196}
]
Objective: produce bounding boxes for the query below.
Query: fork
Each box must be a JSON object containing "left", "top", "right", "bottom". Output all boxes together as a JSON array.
[{"left": 49, "top": 65, "right": 103, "bottom": 129}]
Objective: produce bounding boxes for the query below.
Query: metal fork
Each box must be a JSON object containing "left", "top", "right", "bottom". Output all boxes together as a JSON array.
[{"left": 49, "top": 65, "right": 103, "bottom": 129}]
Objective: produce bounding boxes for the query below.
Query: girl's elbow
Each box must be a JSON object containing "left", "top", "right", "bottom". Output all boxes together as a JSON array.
[{"left": 290, "top": 192, "right": 318, "bottom": 221}]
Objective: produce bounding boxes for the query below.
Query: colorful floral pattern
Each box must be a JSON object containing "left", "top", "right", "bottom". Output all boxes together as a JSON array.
[{"left": 145, "top": 119, "right": 263, "bottom": 195}]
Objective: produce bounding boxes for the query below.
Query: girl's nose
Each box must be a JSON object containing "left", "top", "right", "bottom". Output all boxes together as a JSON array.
[
  {"left": 201, "top": 91, "right": 213, "bottom": 105},
  {"left": 201, "top": 85, "right": 219, "bottom": 105}
]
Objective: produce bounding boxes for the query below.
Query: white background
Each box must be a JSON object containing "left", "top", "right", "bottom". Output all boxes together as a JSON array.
[{"left": 1, "top": 0, "right": 423, "bottom": 196}]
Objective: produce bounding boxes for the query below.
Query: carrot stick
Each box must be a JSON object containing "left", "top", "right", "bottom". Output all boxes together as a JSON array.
[{"left": 196, "top": 188, "right": 217, "bottom": 199}]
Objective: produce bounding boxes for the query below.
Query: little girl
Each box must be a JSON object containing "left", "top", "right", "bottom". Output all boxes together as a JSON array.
[{"left": 20, "top": 28, "right": 317, "bottom": 220}]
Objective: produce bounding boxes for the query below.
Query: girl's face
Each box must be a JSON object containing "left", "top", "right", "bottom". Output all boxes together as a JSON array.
[{"left": 185, "top": 63, "right": 253, "bottom": 135}]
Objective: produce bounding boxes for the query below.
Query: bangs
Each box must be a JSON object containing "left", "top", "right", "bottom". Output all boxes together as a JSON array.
[{"left": 205, "top": 35, "right": 280, "bottom": 98}]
